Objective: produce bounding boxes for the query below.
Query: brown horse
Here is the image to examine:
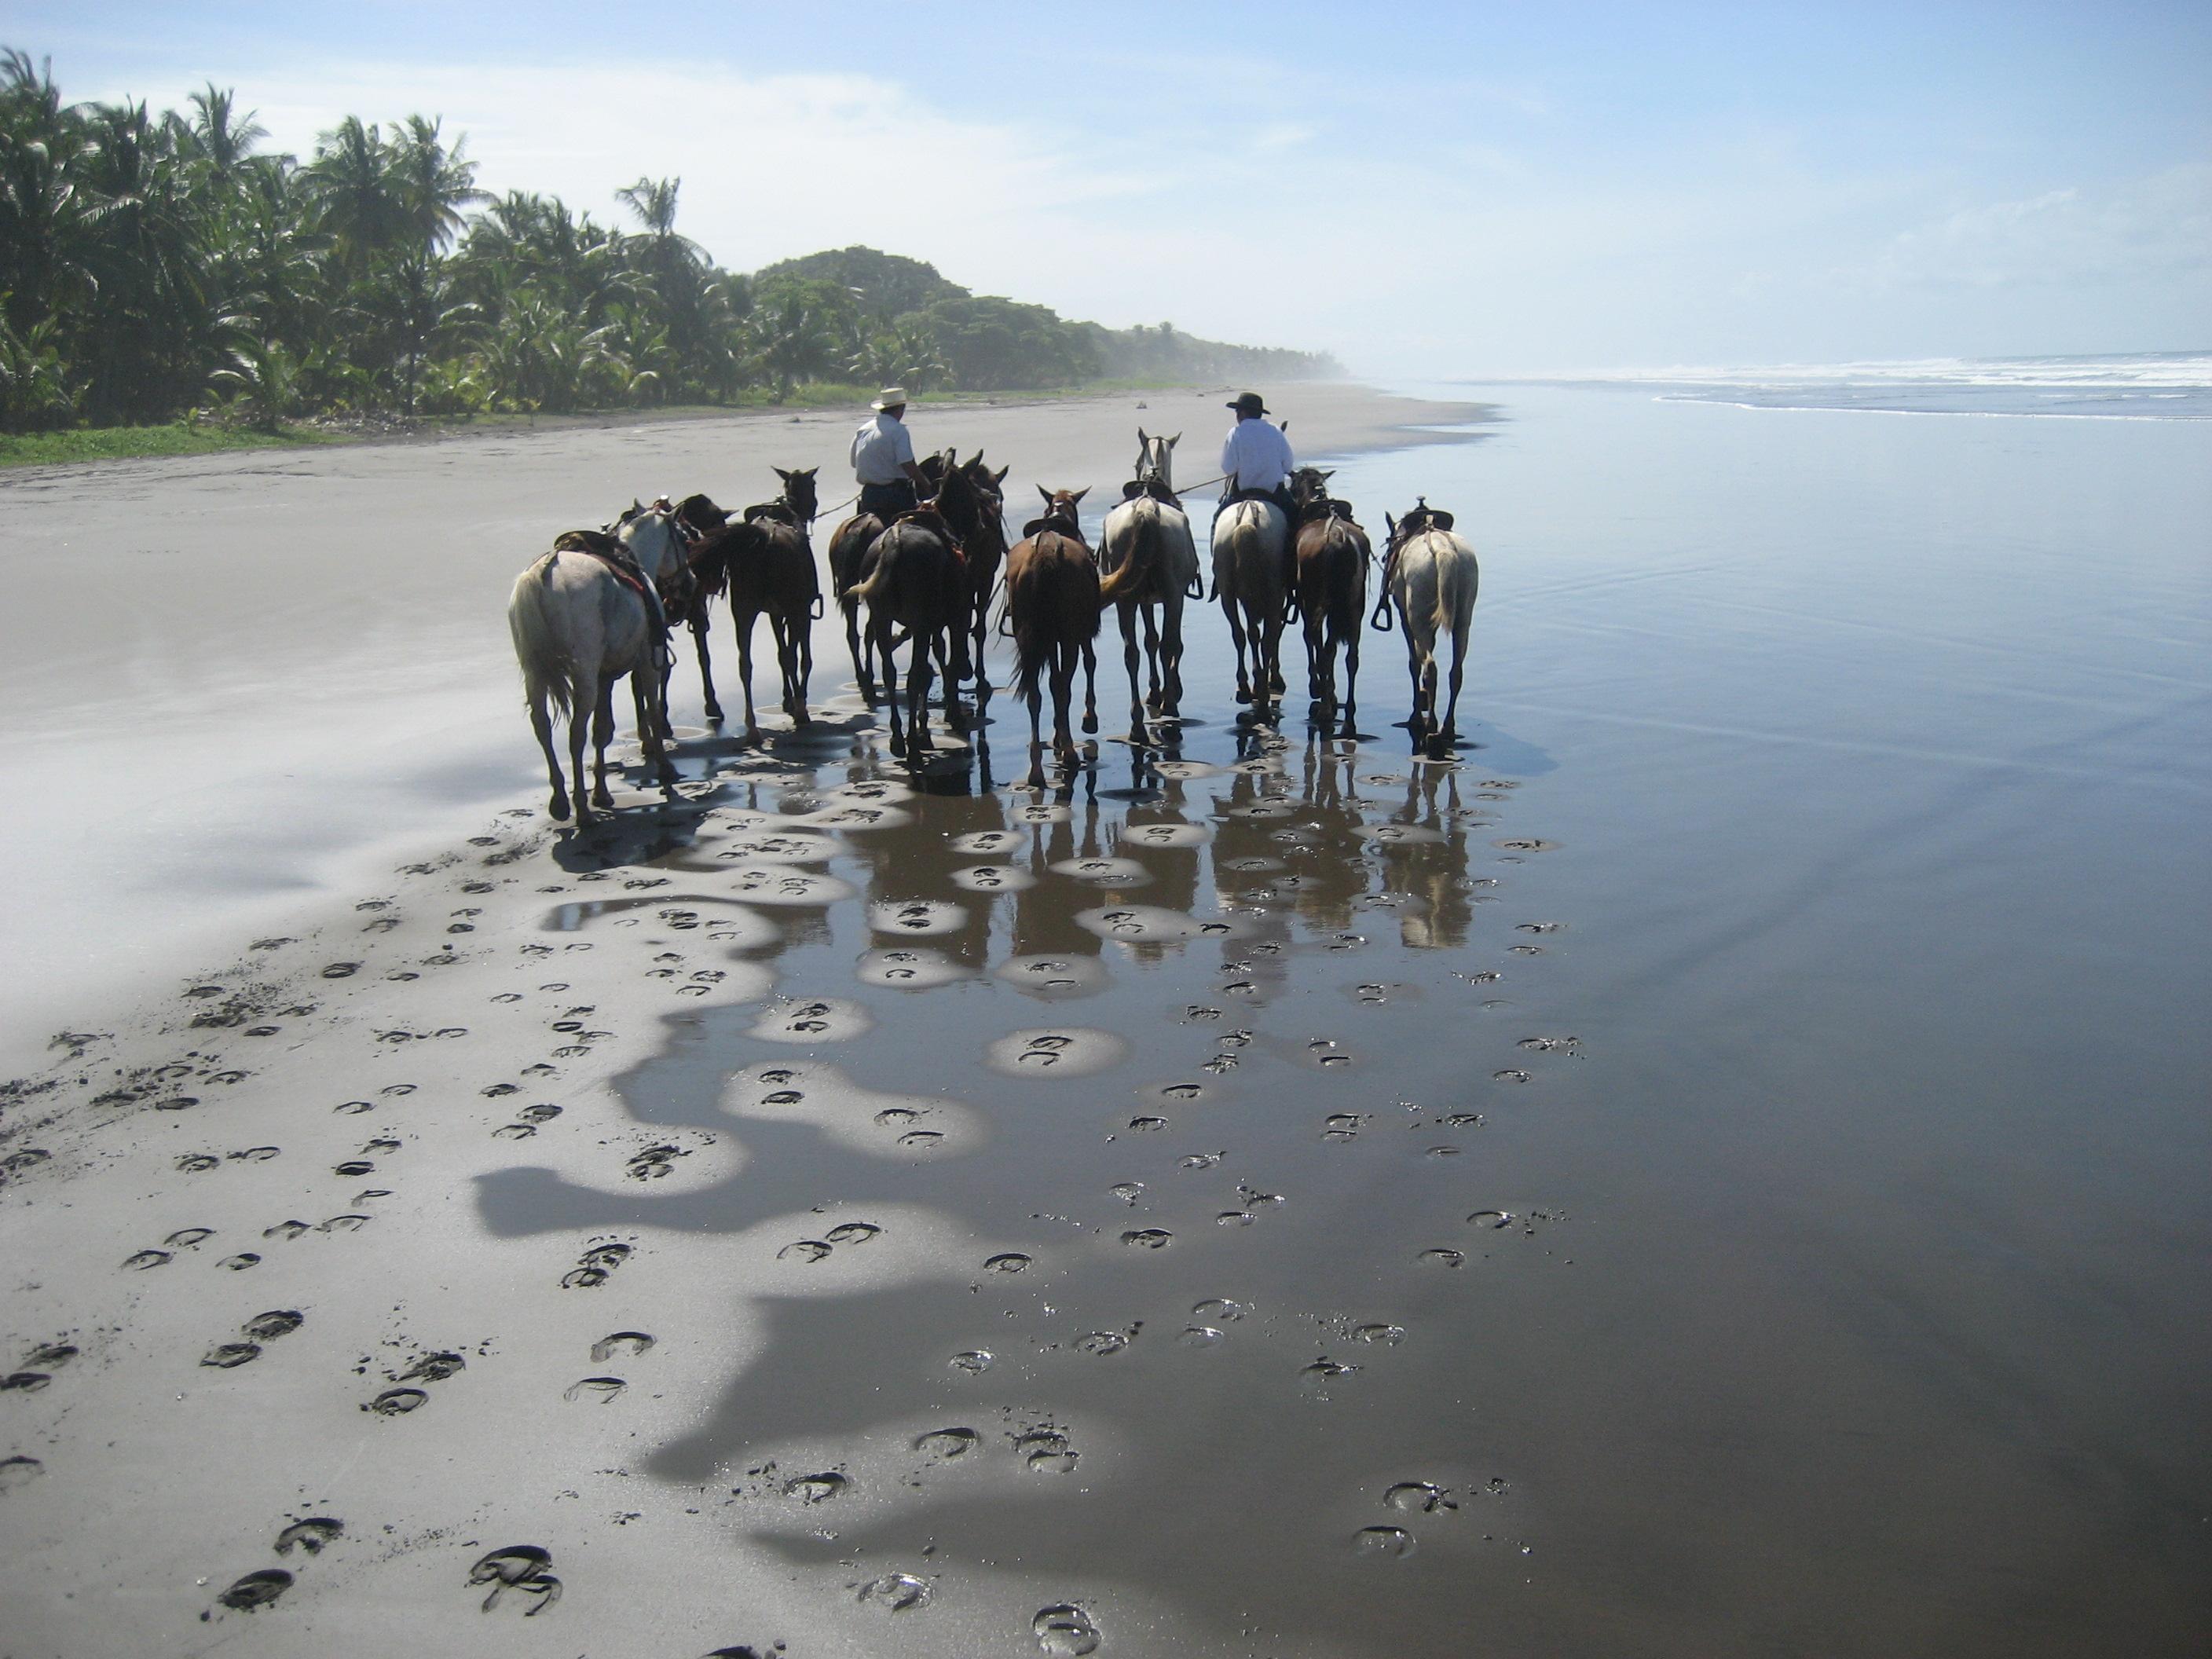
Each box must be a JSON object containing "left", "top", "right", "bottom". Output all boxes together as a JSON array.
[
  {"left": 676, "top": 468, "right": 819, "bottom": 742},
  {"left": 1289, "top": 467, "right": 1371, "bottom": 734},
  {"left": 1008, "top": 488, "right": 1110, "bottom": 789},
  {"left": 841, "top": 489, "right": 972, "bottom": 763}
]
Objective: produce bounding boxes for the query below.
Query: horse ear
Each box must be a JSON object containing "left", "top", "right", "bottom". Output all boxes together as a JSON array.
[
  {"left": 995, "top": 465, "right": 1009, "bottom": 485},
  {"left": 1038, "top": 485, "right": 1055, "bottom": 505},
  {"left": 1070, "top": 487, "right": 1089, "bottom": 506},
  {"left": 1166, "top": 433, "right": 1180, "bottom": 448},
  {"left": 774, "top": 466, "right": 790, "bottom": 482},
  {"left": 1320, "top": 470, "right": 1334, "bottom": 483},
  {"left": 1386, "top": 512, "right": 1397, "bottom": 538},
  {"left": 1137, "top": 427, "right": 1148, "bottom": 445}
]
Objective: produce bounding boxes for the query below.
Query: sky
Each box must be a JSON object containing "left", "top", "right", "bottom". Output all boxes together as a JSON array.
[{"left": 10, "top": 0, "right": 2210, "bottom": 376}]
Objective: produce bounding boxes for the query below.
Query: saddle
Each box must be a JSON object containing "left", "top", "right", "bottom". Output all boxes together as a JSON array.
[
  {"left": 1396, "top": 503, "right": 1455, "bottom": 538},
  {"left": 551, "top": 529, "right": 665, "bottom": 622},
  {"left": 1020, "top": 513, "right": 1086, "bottom": 542},
  {"left": 742, "top": 500, "right": 798, "bottom": 527},
  {"left": 1120, "top": 477, "right": 1180, "bottom": 506},
  {"left": 1225, "top": 485, "right": 1283, "bottom": 508},
  {"left": 892, "top": 504, "right": 963, "bottom": 554},
  {"left": 1298, "top": 496, "right": 1356, "bottom": 525}
]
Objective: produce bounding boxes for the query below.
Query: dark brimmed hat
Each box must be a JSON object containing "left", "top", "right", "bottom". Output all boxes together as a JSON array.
[{"left": 1227, "top": 391, "right": 1266, "bottom": 416}]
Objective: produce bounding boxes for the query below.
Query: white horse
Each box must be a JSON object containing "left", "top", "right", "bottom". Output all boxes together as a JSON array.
[
  {"left": 1382, "top": 503, "right": 1480, "bottom": 759},
  {"left": 1099, "top": 430, "right": 1200, "bottom": 745},
  {"left": 508, "top": 536, "right": 678, "bottom": 823},
  {"left": 1211, "top": 491, "right": 1290, "bottom": 711}
]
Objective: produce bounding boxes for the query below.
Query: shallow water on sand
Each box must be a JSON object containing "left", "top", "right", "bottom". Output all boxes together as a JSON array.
[{"left": 514, "top": 389, "right": 2208, "bottom": 1654}]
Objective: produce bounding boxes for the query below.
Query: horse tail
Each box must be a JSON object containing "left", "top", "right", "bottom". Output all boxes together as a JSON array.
[
  {"left": 1098, "top": 500, "right": 1160, "bottom": 606},
  {"left": 510, "top": 555, "right": 574, "bottom": 721},
  {"left": 1008, "top": 561, "right": 1046, "bottom": 706},
  {"left": 1432, "top": 535, "right": 1467, "bottom": 641}
]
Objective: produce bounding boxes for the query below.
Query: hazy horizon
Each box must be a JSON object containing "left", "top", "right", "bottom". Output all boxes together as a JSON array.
[{"left": 13, "top": 1, "right": 2210, "bottom": 379}]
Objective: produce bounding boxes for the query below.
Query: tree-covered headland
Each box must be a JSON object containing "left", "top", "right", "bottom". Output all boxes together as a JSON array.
[{"left": 0, "top": 54, "right": 1341, "bottom": 438}]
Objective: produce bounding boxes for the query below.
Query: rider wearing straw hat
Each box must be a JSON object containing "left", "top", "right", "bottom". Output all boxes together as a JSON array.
[
  {"left": 851, "top": 388, "right": 931, "bottom": 522},
  {"left": 1218, "top": 390, "right": 1295, "bottom": 522}
]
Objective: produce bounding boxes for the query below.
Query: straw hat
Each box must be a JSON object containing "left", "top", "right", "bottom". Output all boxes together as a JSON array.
[{"left": 871, "top": 387, "right": 908, "bottom": 410}]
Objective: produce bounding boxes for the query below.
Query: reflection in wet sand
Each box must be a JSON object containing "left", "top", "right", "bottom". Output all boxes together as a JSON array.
[{"left": 475, "top": 712, "right": 1555, "bottom": 1656}]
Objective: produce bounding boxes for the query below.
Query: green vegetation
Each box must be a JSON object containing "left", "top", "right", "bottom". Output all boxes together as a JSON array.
[
  {"left": 0, "top": 53, "right": 1341, "bottom": 447},
  {"left": 0, "top": 418, "right": 335, "bottom": 467}
]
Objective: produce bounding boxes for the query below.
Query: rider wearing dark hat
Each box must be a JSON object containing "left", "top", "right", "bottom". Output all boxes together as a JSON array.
[{"left": 1218, "top": 390, "right": 1298, "bottom": 581}]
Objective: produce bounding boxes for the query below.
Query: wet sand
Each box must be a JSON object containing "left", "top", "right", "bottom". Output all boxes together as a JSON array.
[{"left": 2, "top": 383, "right": 2207, "bottom": 1657}]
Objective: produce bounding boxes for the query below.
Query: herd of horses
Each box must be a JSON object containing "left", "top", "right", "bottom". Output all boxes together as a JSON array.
[{"left": 506, "top": 430, "right": 1480, "bottom": 822}]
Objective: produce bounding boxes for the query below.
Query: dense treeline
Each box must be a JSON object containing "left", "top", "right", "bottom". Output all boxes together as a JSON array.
[{"left": 0, "top": 54, "right": 1340, "bottom": 434}]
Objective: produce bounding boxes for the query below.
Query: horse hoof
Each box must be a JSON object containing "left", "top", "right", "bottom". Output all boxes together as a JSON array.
[
  {"left": 548, "top": 798, "right": 571, "bottom": 822},
  {"left": 1235, "top": 688, "right": 1251, "bottom": 705}
]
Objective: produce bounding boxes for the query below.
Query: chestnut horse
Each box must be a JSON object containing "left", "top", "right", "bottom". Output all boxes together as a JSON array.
[
  {"left": 1009, "top": 487, "right": 1115, "bottom": 788},
  {"left": 1289, "top": 467, "right": 1371, "bottom": 734}
]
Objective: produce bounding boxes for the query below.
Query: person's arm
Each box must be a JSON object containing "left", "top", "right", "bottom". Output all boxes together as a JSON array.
[
  {"left": 1221, "top": 428, "right": 1239, "bottom": 484},
  {"left": 902, "top": 459, "right": 929, "bottom": 492},
  {"left": 1276, "top": 422, "right": 1295, "bottom": 472}
]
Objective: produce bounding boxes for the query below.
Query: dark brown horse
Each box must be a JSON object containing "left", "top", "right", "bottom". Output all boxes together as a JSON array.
[
  {"left": 841, "top": 491, "right": 972, "bottom": 763},
  {"left": 676, "top": 467, "right": 819, "bottom": 742},
  {"left": 1007, "top": 488, "right": 1107, "bottom": 789},
  {"left": 1289, "top": 467, "right": 1371, "bottom": 734}
]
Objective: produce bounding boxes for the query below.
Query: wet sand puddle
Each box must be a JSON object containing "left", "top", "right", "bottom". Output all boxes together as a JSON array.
[{"left": 0, "top": 710, "right": 1570, "bottom": 1656}]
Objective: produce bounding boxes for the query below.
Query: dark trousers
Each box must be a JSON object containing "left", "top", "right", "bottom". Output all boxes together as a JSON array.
[{"left": 859, "top": 479, "right": 918, "bottom": 522}]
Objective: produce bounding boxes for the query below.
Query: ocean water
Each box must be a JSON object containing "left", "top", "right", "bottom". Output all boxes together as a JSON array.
[{"left": 1478, "top": 349, "right": 2212, "bottom": 421}]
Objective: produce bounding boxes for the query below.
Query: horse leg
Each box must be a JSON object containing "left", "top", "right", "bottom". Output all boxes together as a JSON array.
[
  {"left": 589, "top": 675, "right": 617, "bottom": 811},
  {"left": 908, "top": 632, "right": 936, "bottom": 757},
  {"left": 1303, "top": 598, "right": 1327, "bottom": 708},
  {"left": 1057, "top": 641, "right": 1083, "bottom": 778},
  {"left": 1161, "top": 592, "right": 1185, "bottom": 716},
  {"left": 1025, "top": 665, "right": 1047, "bottom": 789},
  {"left": 1265, "top": 606, "right": 1287, "bottom": 701},
  {"left": 1140, "top": 604, "right": 1163, "bottom": 712},
  {"left": 530, "top": 693, "right": 569, "bottom": 821},
  {"left": 692, "top": 614, "right": 723, "bottom": 724},
  {"left": 874, "top": 624, "right": 906, "bottom": 758},
  {"left": 793, "top": 606, "right": 815, "bottom": 726},
  {"left": 636, "top": 661, "right": 679, "bottom": 788},
  {"left": 733, "top": 607, "right": 761, "bottom": 743},
  {"left": 842, "top": 596, "right": 875, "bottom": 706},
  {"left": 1403, "top": 628, "right": 1428, "bottom": 753},
  {"left": 1222, "top": 588, "right": 1253, "bottom": 705},
  {"left": 938, "top": 629, "right": 968, "bottom": 735},
  {"left": 1335, "top": 610, "right": 1353, "bottom": 725},
  {"left": 1119, "top": 602, "right": 1146, "bottom": 747},
  {"left": 1437, "top": 626, "right": 1468, "bottom": 760}
]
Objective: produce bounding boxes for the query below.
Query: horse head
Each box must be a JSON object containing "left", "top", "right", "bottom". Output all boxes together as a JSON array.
[
  {"left": 1029, "top": 486, "right": 1088, "bottom": 541},
  {"left": 773, "top": 466, "right": 819, "bottom": 526}
]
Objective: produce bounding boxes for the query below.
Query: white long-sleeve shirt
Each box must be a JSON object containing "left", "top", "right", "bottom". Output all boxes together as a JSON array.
[
  {"left": 850, "top": 412, "right": 917, "bottom": 485},
  {"left": 1221, "top": 417, "right": 1295, "bottom": 493}
]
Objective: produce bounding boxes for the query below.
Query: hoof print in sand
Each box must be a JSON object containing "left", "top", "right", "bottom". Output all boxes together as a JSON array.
[
  {"left": 276, "top": 1517, "right": 343, "bottom": 1555},
  {"left": 562, "top": 1375, "right": 626, "bottom": 1404},
  {"left": 200, "top": 1342, "right": 261, "bottom": 1368},
  {"left": 364, "top": 1386, "right": 427, "bottom": 1415},
  {"left": 1035, "top": 1602, "right": 1104, "bottom": 1654},
  {"left": 986, "top": 1027, "right": 1130, "bottom": 1079},
  {"left": 590, "top": 1331, "right": 654, "bottom": 1364},
  {"left": 0, "top": 1455, "right": 46, "bottom": 1492},
  {"left": 471, "top": 1545, "right": 561, "bottom": 1615},
  {"left": 215, "top": 1568, "right": 292, "bottom": 1611},
  {"left": 562, "top": 1240, "right": 632, "bottom": 1289}
]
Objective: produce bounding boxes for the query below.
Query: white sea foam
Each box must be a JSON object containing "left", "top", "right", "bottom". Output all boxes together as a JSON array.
[{"left": 1473, "top": 352, "right": 2212, "bottom": 419}]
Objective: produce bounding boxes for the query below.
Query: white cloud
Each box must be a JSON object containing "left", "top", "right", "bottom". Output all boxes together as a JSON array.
[{"left": 1859, "top": 163, "right": 2212, "bottom": 291}]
